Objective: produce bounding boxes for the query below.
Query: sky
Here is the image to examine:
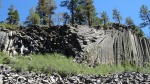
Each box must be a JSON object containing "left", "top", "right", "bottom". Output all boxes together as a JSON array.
[{"left": 0, "top": 0, "right": 150, "bottom": 36}]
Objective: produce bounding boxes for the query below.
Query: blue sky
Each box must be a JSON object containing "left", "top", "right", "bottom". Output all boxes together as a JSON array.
[{"left": 0, "top": 0, "right": 150, "bottom": 36}]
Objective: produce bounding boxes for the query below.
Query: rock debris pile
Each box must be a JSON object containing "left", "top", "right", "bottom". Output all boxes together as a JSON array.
[{"left": 0, "top": 64, "right": 150, "bottom": 84}]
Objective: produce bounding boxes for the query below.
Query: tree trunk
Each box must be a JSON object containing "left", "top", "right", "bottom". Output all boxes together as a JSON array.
[
  {"left": 71, "top": 0, "right": 74, "bottom": 26},
  {"left": 88, "top": 11, "right": 91, "bottom": 26},
  {"left": 10, "top": 17, "right": 13, "bottom": 25},
  {"left": 43, "top": 13, "right": 47, "bottom": 25},
  {"left": 117, "top": 16, "right": 120, "bottom": 24},
  {"left": 49, "top": 11, "right": 52, "bottom": 27},
  {"left": 104, "top": 19, "right": 106, "bottom": 25}
]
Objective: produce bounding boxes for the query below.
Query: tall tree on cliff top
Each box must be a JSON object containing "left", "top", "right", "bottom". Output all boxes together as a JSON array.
[
  {"left": 6, "top": 5, "right": 20, "bottom": 25},
  {"left": 84, "top": 0, "right": 95, "bottom": 26},
  {"left": 37, "top": 0, "right": 56, "bottom": 26},
  {"left": 25, "top": 6, "right": 40, "bottom": 25},
  {"left": 125, "top": 17, "right": 134, "bottom": 26},
  {"left": 139, "top": 5, "right": 150, "bottom": 28},
  {"left": 91, "top": 12, "right": 102, "bottom": 26},
  {"left": 112, "top": 8, "right": 122, "bottom": 24},
  {"left": 100, "top": 11, "right": 109, "bottom": 25},
  {"left": 75, "top": 1, "right": 85, "bottom": 25},
  {"left": 60, "top": 0, "right": 78, "bottom": 26}
]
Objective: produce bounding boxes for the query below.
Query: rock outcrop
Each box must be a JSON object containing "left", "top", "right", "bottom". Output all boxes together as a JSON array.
[
  {"left": 0, "top": 24, "right": 149, "bottom": 66},
  {"left": 0, "top": 64, "right": 150, "bottom": 84}
]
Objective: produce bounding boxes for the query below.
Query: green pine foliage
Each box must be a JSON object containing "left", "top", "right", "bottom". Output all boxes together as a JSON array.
[
  {"left": 25, "top": 6, "right": 40, "bottom": 25},
  {"left": 61, "top": 0, "right": 96, "bottom": 26},
  {"left": 125, "top": 17, "right": 135, "bottom": 26},
  {"left": 100, "top": 11, "right": 109, "bottom": 25},
  {"left": 84, "top": 0, "right": 95, "bottom": 26},
  {"left": 0, "top": 23, "right": 18, "bottom": 29},
  {"left": 6, "top": 5, "right": 20, "bottom": 25},
  {"left": 139, "top": 5, "right": 150, "bottom": 28},
  {"left": 112, "top": 8, "right": 122, "bottom": 24},
  {"left": 60, "top": 0, "right": 78, "bottom": 25},
  {"left": 37, "top": 0, "right": 56, "bottom": 26},
  {"left": 29, "top": 13, "right": 40, "bottom": 25}
]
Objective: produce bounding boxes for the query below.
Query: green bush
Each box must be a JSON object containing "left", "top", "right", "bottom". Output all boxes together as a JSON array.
[{"left": 0, "top": 23, "right": 18, "bottom": 29}]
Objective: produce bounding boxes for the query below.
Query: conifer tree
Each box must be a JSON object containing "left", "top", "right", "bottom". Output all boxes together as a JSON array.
[
  {"left": 100, "top": 11, "right": 109, "bottom": 25},
  {"left": 25, "top": 6, "right": 40, "bottom": 25},
  {"left": 139, "top": 5, "right": 150, "bottom": 27},
  {"left": 7, "top": 5, "right": 20, "bottom": 25},
  {"left": 125, "top": 17, "right": 134, "bottom": 26},
  {"left": 112, "top": 8, "right": 122, "bottom": 24},
  {"left": 60, "top": 0, "right": 78, "bottom": 25},
  {"left": 37, "top": 0, "right": 56, "bottom": 26},
  {"left": 84, "top": 0, "right": 95, "bottom": 26}
]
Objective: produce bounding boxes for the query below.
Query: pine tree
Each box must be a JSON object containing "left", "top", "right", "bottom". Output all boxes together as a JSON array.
[
  {"left": 13, "top": 10, "right": 20, "bottom": 25},
  {"left": 112, "top": 8, "right": 122, "bottom": 24},
  {"left": 7, "top": 5, "right": 15, "bottom": 24},
  {"left": 125, "top": 17, "right": 134, "bottom": 26},
  {"left": 91, "top": 12, "right": 102, "bottom": 26},
  {"left": 100, "top": 11, "right": 109, "bottom": 25},
  {"left": 37, "top": 0, "right": 56, "bottom": 26},
  {"left": 75, "top": 2, "right": 85, "bottom": 25},
  {"left": 29, "top": 13, "right": 40, "bottom": 25},
  {"left": 7, "top": 5, "right": 20, "bottom": 25},
  {"left": 85, "top": 0, "right": 95, "bottom": 26},
  {"left": 61, "top": 0, "right": 95, "bottom": 26},
  {"left": 139, "top": 5, "right": 150, "bottom": 27},
  {"left": 25, "top": 6, "right": 40, "bottom": 25},
  {"left": 60, "top": 0, "right": 78, "bottom": 25}
]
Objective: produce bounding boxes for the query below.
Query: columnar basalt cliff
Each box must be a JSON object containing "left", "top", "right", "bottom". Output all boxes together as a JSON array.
[{"left": 0, "top": 23, "right": 149, "bottom": 66}]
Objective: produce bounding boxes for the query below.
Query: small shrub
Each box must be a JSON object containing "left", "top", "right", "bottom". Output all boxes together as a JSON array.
[
  {"left": 103, "top": 23, "right": 110, "bottom": 30},
  {"left": 2, "top": 57, "right": 11, "bottom": 64},
  {"left": 0, "top": 23, "right": 18, "bottom": 29},
  {"left": 41, "top": 66, "right": 52, "bottom": 75},
  {"left": 14, "top": 64, "right": 23, "bottom": 73},
  {"left": 58, "top": 70, "right": 70, "bottom": 77},
  {"left": 27, "top": 63, "right": 34, "bottom": 72},
  {"left": 97, "top": 24, "right": 103, "bottom": 29},
  {"left": 119, "top": 27, "right": 123, "bottom": 32}
]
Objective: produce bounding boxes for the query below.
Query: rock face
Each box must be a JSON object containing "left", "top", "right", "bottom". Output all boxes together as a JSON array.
[
  {"left": 0, "top": 64, "right": 150, "bottom": 84},
  {"left": 0, "top": 24, "right": 149, "bottom": 66}
]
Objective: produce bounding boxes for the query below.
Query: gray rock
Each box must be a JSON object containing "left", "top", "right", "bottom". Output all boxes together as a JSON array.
[
  {"left": 0, "top": 75, "right": 3, "bottom": 84},
  {"left": 17, "top": 76, "right": 26, "bottom": 83}
]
